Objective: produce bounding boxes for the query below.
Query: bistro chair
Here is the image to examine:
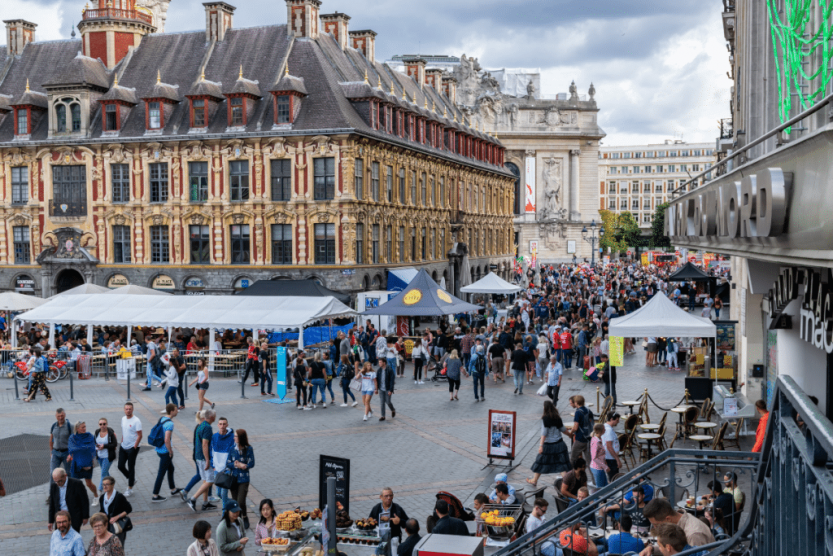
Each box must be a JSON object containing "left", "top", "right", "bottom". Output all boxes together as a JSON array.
[
  {"left": 697, "top": 397, "right": 712, "bottom": 422},
  {"left": 710, "top": 421, "right": 729, "bottom": 451},
  {"left": 656, "top": 419, "right": 669, "bottom": 452},
  {"left": 623, "top": 414, "right": 639, "bottom": 435},
  {"left": 524, "top": 485, "right": 547, "bottom": 506},
  {"left": 683, "top": 406, "right": 699, "bottom": 439},
  {"left": 724, "top": 418, "right": 745, "bottom": 450},
  {"left": 618, "top": 432, "right": 635, "bottom": 470}
]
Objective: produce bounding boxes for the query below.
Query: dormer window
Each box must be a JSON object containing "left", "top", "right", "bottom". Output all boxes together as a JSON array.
[
  {"left": 192, "top": 99, "right": 206, "bottom": 128},
  {"left": 230, "top": 97, "right": 244, "bottom": 126},
  {"left": 104, "top": 104, "right": 118, "bottom": 131},
  {"left": 148, "top": 101, "right": 162, "bottom": 129},
  {"left": 378, "top": 102, "right": 385, "bottom": 131},
  {"left": 16, "top": 108, "right": 29, "bottom": 135},
  {"left": 276, "top": 96, "right": 291, "bottom": 123},
  {"left": 54, "top": 97, "right": 81, "bottom": 133}
]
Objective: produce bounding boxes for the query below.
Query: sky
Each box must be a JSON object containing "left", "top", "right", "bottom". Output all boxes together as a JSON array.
[{"left": 4, "top": 0, "right": 731, "bottom": 147}]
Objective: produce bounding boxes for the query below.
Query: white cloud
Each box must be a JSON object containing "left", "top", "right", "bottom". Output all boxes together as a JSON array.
[{"left": 3, "top": 0, "right": 66, "bottom": 42}]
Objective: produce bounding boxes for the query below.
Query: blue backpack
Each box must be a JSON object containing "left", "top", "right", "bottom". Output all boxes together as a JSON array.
[{"left": 147, "top": 417, "right": 171, "bottom": 448}]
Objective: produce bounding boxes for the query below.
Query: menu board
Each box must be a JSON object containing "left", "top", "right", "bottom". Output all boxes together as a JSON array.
[
  {"left": 609, "top": 337, "right": 624, "bottom": 367},
  {"left": 319, "top": 455, "right": 350, "bottom": 514},
  {"left": 715, "top": 321, "right": 737, "bottom": 351},
  {"left": 488, "top": 410, "right": 517, "bottom": 460}
]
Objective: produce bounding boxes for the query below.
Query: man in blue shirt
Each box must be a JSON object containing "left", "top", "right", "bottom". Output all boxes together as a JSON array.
[
  {"left": 49, "top": 511, "right": 85, "bottom": 556},
  {"left": 151, "top": 403, "right": 181, "bottom": 502},
  {"left": 603, "top": 515, "right": 644, "bottom": 555}
]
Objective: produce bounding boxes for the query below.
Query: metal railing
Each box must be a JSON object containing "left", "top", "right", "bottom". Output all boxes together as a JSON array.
[
  {"left": 82, "top": 8, "right": 153, "bottom": 25},
  {"left": 495, "top": 446, "right": 759, "bottom": 555},
  {"left": 671, "top": 91, "right": 833, "bottom": 199}
]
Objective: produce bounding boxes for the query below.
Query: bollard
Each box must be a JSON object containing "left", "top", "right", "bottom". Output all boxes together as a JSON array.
[
  {"left": 104, "top": 356, "right": 109, "bottom": 381},
  {"left": 596, "top": 386, "right": 600, "bottom": 412},
  {"left": 184, "top": 373, "right": 189, "bottom": 400},
  {"left": 240, "top": 369, "right": 247, "bottom": 399},
  {"left": 126, "top": 368, "right": 131, "bottom": 401},
  {"left": 69, "top": 365, "right": 75, "bottom": 401},
  {"left": 13, "top": 372, "right": 19, "bottom": 400}
]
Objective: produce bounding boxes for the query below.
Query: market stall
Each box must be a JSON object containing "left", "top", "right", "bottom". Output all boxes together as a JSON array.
[
  {"left": 609, "top": 292, "right": 718, "bottom": 400},
  {"left": 667, "top": 261, "right": 717, "bottom": 301},
  {"left": 0, "top": 291, "right": 50, "bottom": 348},
  {"left": 460, "top": 272, "right": 522, "bottom": 295}
]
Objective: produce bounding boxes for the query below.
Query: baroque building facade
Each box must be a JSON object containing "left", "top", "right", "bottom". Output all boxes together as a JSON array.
[
  {"left": 0, "top": 0, "right": 514, "bottom": 297},
  {"left": 435, "top": 55, "right": 606, "bottom": 264}
]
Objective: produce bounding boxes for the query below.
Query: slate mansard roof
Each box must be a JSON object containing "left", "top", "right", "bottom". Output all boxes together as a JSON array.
[{"left": 0, "top": 24, "right": 507, "bottom": 175}]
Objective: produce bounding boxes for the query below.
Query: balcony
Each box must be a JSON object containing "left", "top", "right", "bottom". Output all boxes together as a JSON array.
[
  {"left": 49, "top": 199, "right": 87, "bottom": 218},
  {"left": 82, "top": 8, "right": 153, "bottom": 25}
]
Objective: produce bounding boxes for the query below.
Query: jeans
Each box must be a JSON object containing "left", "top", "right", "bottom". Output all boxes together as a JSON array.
[
  {"left": 379, "top": 390, "right": 395, "bottom": 417},
  {"left": 217, "top": 486, "right": 230, "bottom": 510},
  {"left": 97, "top": 457, "right": 112, "bottom": 491},
  {"left": 367, "top": 345, "right": 377, "bottom": 365},
  {"left": 668, "top": 352, "right": 678, "bottom": 369},
  {"left": 472, "top": 372, "right": 485, "bottom": 399},
  {"left": 261, "top": 369, "right": 273, "bottom": 394},
  {"left": 50, "top": 450, "right": 70, "bottom": 481},
  {"left": 513, "top": 369, "right": 524, "bottom": 393},
  {"left": 184, "top": 460, "right": 202, "bottom": 494},
  {"left": 540, "top": 541, "right": 563, "bottom": 556},
  {"left": 117, "top": 446, "right": 138, "bottom": 488},
  {"left": 310, "top": 378, "right": 326, "bottom": 404},
  {"left": 152, "top": 451, "right": 175, "bottom": 495},
  {"left": 462, "top": 353, "right": 471, "bottom": 369},
  {"left": 165, "top": 386, "right": 179, "bottom": 406},
  {"left": 146, "top": 362, "right": 161, "bottom": 388},
  {"left": 605, "top": 458, "right": 620, "bottom": 481},
  {"left": 604, "top": 380, "right": 617, "bottom": 404},
  {"left": 715, "top": 307, "right": 721, "bottom": 319},
  {"left": 386, "top": 358, "right": 397, "bottom": 376},
  {"left": 341, "top": 379, "right": 356, "bottom": 403},
  {"left": 325, "top": 379, "right": 335, "bottom": 402},
  {"left": 563, "top": 349, "right": 573, "bottom": 369},
  {"left": 590, "top": 467, "right": 608, "bottom": 489}
]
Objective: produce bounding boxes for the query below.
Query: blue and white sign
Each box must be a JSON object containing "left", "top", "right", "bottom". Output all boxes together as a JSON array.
[{"left": 365, "top": 298, "right": 379, "bottom": 309}]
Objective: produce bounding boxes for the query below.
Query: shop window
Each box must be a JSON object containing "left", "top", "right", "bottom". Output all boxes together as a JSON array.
[{"left": 113, "top": 225, "right": 131, "bottom": 263}]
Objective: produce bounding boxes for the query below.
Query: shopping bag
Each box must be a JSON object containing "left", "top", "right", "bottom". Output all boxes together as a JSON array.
[
  {"left": 536, "top": 383, "right": 548, "bottom": 396},
  {"left": 583, "top": 355, "right": 591, "bottom": 370},
  {"left": 349, "top": 377, "right": 362, "bottom": 392}
]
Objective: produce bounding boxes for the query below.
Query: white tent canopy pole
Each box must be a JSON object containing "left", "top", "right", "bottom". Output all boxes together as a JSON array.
[{"left": 48, "top": 323, "right": 55, "bottom": 349}]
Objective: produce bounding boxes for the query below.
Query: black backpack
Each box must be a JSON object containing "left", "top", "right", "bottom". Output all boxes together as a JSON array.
[{"left": 474, "top": 355, "right": 487, "bottom": 374}]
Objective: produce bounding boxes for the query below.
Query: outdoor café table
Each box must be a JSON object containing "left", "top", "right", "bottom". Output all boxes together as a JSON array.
[
  {"left": 639, "top": 423, "right": 660, "bottom": 432},
  {"left": 676, "top": 500, "right": 706, "bottom": 515},
  {"left": 671, "top": 405, "right": 696, "bottom": 438},
  {"left": 637, "top": 433, "right": 662, "bottom": 459},
  {"left": 694, "top": 422, "right": 717, "bottom": 431},
  {"left": 621, "top": 400, "right": 641, "bottom": 414},
  {"left": 689, "top": 434, "right": 714, "bottom": 449}
]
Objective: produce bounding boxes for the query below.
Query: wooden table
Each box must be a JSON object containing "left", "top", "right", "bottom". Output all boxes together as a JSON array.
[
  {"left": 638, "top": 433, "right": 662, "bottom": 459},
  {"left": 621, "top": 400, "right": 641, "bottom": 414}
]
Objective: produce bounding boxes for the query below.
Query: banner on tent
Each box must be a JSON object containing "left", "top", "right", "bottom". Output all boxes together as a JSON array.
[
  {"left": 267, "top": 323, "right": 353, "bottom": 345},
  {"left": 609, "top": 336, "right": 624, "bottom": 367}
]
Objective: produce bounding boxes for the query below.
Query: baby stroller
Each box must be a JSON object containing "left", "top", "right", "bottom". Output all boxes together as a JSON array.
[{"left": 426, "top": 351, "right": 450, "bottom": 382}]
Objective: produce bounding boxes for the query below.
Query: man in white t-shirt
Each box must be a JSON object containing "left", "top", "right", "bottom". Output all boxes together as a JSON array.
[
  {"left": 602, "top": 412, "right": 622, "bottom": 481},
  {"left": 525, "top": 498, "right": 549, "bottom": 534},
  {"left": 118, "top": 402, "right": 142, "bottom": 496}
]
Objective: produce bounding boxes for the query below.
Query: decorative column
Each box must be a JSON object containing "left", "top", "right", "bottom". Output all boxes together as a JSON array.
[
  {"left": 569, "top": 149, "right": 580, "bottom": 221},
  {"left": 524, "top": 150, "right": 536, "bottom": 216}
]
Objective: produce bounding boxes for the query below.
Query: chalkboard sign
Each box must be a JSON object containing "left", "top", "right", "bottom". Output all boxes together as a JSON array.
[{"left": 319, "top": 455, "right": 350, "bottom": 514}]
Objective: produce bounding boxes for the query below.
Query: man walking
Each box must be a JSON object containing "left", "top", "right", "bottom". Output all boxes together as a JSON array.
[
  {"left": 377, "top": 359, "right": 395, "bottom": 422},
  {"left": 48, "top": 469, "right": 89, "bottom": 533},
  {"left": 142, "top": 332, "right": 161, "bottom": 391},
  {"left": 467, "top": 344, "right": 487, "bottom": 402},
  {"left": 212, "top": 417, "right": 235, "bottom": 509},
  {"left": 49, "top": 510, "right": 86, "bottom": 556},
  {"left": 599, "top": 354, "right": 617, "bottom": 404},
  {"left": 545, "top": 355, "right": 563, "bottom": 404},
  {"left": 510, "top": 342, "right": 529, "bottom": 395},
  {"left": 184, "top": 409, "right": 217, "bottom": 512},
  {"left": 488, "top": 336, "right": 505, "bottom": 383},
  {"left": 50, "top": 408, "right": 73, "bottom": 479},
  {"left": 569, "top": 396, "right": 593, "bottom": 467},
  {"left": 118, "top": 402, "right": 142, "bottom": 496},
  {"left": 151, "top": 403, "right": 181, "bottom": 502},
  {"left": 171, "top": 347, "right": 187, "bottom": 409},
  {"left": 242, "top": 337, "right": 260, "bottom": 387}
]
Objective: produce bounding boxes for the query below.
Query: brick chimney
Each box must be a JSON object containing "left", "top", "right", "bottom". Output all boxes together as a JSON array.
[
  {"left": 203, "top": 2, "right": 235, "bottom": 42},
  {"left": 425, "top": 68, "right": 443, "bottom": 90},
  {"left": 320, "top": 12, "right": 350, "bottom": 50},
  {"left": 4, "top": 20, "right": 37, "bottom": 56},
  {"left": 404, "top": 57, "right": 426, "bottom": 89},
  {"left": 286, "top": 0, "right": 321, "bottom": 39},
  {"left": 442, "top": 75, "right": 457, "bottom": 103},
  {"left": 349, "top": 30, "right": 377, "bottom": 63}
]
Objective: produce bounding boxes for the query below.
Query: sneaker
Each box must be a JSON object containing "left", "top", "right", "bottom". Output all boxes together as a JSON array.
[
  {"left": 202, "top": 502, "right": 217, "bottom": 511},
  {"left": 391, "top": 409, "right": 396, "bottom": 418},
  {"left": 363, "top": 414, "right": 368, "bottom": 421},
  {"left": 303, "top": 406, "right": 313, "bottom": 410},
  {"left": 351, "top": 401, "right": 358, "bottom": 407},
  {"left": 124, "top": 488, "right": 132, "bottom": 497},
  {"left": 321, "top": 404, "right": 328, "bottom": 409},
  {"left": 243, "top": 517, "right": 250, "bottom": 530},
  {"left": 208, "top": 496, "right": 220, "bottom": 503},
  {"left": 514, "top": 388, "right": 518, "bottom": 394},
  {"left": 330, "top": 400, "right": 335, "bottom": 405},
  {"left": 251, "top": 383, "right": 259, "bottom": 387},
  {"left": 379, "top": 417, "right": 386, "bottom": 421},
  {"left": 475, "top": 398, "right": 480, "bottom": 402},
  {"left": 297, "top": 405, "right": 303, "bottom": 410},
  {"left": 414, "top": 380, "right": 418, "bottom": 384},
  {"left": 152, "top": 496, "right": 167, "bottom": 503},
  {"left": 180, "top": 490, "right": 189, "bottom": 503},
  {"left": 481, "top": 397, "right": 485, "bottom": 402},
  {"left": 519, "top": 392, "right": 523, "bottom": 395},
  {"left": 141, "top": 387, "right": 152, "bottom": 392},
  {"left": 261, "top": 392, "right": 267, "bottom": 396},
  {"left": 237, "top": 380, "right": 243, "bottom": 383},
  {"left": 171, "top": 489, "right": 183, "bottom": 496},
  {"left": 418, "top": 381, "right": 424, "bottom": 384},
  {"left": 187, "top": 498, "right": 197, "bottom": 512},
  {"left": 91, "top": 499, "right": 98, "bottom": 507},
  {"left": 160, "top": 409, "right": 167, "bottom": 414},
  {"left": 368, "top": 411, "right": 373, "bottom": 417},
  {"left": 340, "top": 403, "right": 348, "bottom": 407}
]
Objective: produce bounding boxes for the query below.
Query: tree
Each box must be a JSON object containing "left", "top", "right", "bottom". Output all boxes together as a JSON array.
[
  {"left": 599, "top": 210, "right": 627, "bottom": 253},
  {"left": 650, "top": 202, "right": 672, "bottom": 249},
  {"left": 616, "top": 211, "right": 643, "bottom": 249}
]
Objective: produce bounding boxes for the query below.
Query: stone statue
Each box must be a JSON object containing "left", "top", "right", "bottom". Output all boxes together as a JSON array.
[
  {"left": 136, "top": 0, "right": 171, "bottom": 33},
  {"left": 526, "top": 80, "right": 536, "bottom": 100},
  {"left": 540, "top": 158, "right": 566, "bottom": 222},
  {"left": 508, "top": 104, "right": 518, "bottom": 129},
  {"left": 569, "top": 80, "right": 578, "bottom": 100}
]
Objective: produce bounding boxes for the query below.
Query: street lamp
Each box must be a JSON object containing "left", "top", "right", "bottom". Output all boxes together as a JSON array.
[{"left": 582, "top": 220, "right": 604, "bottom": 265}]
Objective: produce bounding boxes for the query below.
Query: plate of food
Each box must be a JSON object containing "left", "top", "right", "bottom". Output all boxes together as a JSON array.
[
  {"left": 260, "top": 537, "right": 291, "bottom": 553},
  {"left": 355, "top": 517, "right": 378, "bottom": 531}
]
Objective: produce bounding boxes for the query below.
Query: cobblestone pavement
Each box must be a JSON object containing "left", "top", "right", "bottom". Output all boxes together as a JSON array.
[{"left": 0, "top": 354, "right": 753, "bottom": 554}]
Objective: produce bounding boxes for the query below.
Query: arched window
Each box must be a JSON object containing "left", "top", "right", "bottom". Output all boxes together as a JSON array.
[
  {"left": 505, "top": 162, "right": 522, "bottom": 215},
  {"left": 54, "top": 97, "right": 82, "bottom": 134},
  {"left": 70, "top": 103, "right": 81, "bottom": 132},
  {"left": 56, "top": 104, "right": 66, "bottom": 132}
]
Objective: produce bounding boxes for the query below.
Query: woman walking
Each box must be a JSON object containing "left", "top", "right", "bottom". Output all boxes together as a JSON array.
[
  {"left": 226, "top": 428, "right": 255, "bottom": 530},
  {"left": 94, "top": 418, "right": 117, "bottom": 495},
  {"left": 293, "top": 352, "right": 309, "bottom": 410},
  {"left": 526, "top": 401, "right": 572, "bottom": 487},
  {"left": 307, "top": 352, "right": 328, "bottom": 409},
  {"left": 69, "top": 421, "right": 99, "bottom": 502},
  {"left": 339, "top": 354, "right": 358, "bottom": 407},
  {"left": 23, "top": 347, "right": 51, "bottom": 402},
  {"left": 254, "top": 499, "right": 277, "bottom": 547},
  {"left": 189, "top": 358, "right": 215, "bottom": 413},
  {"left": 98, "top": 477, "right": 132, "bottom": 547},
  {"left": 589, "top": 424, "right": 609, "bottom": 488},
  {"left": 445, "top": 350, "right": 463, "bottom": 401},
  {"left": 358, "top": 361, "right": 377, "bottom": 421},
  {"left": 87, "top": 512, "right": 125, "bottom": 556},
  {"left": 412, "top": 339, "right": 427, "bottom": 384}
]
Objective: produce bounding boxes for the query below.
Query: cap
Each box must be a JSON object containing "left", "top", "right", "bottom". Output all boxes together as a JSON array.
[
  {"left": 495, "top": 473, "right": 508, "bottom": 483},
  {"left": 226, "top": 501, "right": 242, "bottom": 513}
]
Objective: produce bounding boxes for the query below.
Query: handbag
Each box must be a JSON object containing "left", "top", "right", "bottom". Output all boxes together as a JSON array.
[
  {"left": 214, "top": 470, "right": 237, "bottom": 490},
  {"left": 109, "top": 516, "right": 133, "bottom": 535},
  {"left": 641, "top": 340, "right": 648, "bottom": 348},
  {"left": 349, "top": 377, "right": 363, "bottom": 392}
]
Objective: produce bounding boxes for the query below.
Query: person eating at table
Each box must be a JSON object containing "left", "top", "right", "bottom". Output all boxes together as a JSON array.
[
  {"left": 701, "top": 479, "right": 737, "bottom": 535},
  {"left": 488, "top": 473, "right": 517, "bottom": 504},
  {"left": 600, "top": 485, "right": 650, "bottom": 533},
  {"left": 638, "top": 499, "right": 714, "bottom": 556},
  {"left": 605, "top": 515, "right": 645, "bottom": 555},
  {"left": 493, "top": 484, "right": 516, "bottom": 505},
  {"left": 552, "top": 521, "right": 598, "bottom": 556},
  {"left": 559, "top": 458, "right": 588, "bottom": 505}
]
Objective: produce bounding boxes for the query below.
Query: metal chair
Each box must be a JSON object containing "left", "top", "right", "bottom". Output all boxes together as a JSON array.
[
  {"left": 697, "top": 397, "right": 712, "bottom": 422},
  {"left": 710, "top": 421, "right": 729, "bottom": 451},
  {"left": 724, "top": 418, "right": 745, "bottom": 450}
]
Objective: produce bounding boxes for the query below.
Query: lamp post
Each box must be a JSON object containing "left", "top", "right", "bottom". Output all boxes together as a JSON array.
[{"left": 582, "top": 220, "right": 604, "bottom": 265}]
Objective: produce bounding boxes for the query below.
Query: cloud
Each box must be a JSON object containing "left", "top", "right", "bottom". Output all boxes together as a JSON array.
[{"left": 7, "top": 0, "right": 730, "bottom": 145}]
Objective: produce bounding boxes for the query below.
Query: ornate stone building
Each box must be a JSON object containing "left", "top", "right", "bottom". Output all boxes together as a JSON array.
[
  {"left": 0, "top": 0, "right": 514, "bottom": 297},
  {"left": 437, "top": 56, "right": 606, "bottom": 264}
]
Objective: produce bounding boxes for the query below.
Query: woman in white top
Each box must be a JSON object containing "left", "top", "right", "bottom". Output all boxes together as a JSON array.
[
  {"left": 188, "top": 358, "right": 215, "bottom": 413},
  {"left": 95, "top": 418, "right": 118, "bottom": 495},
  {"left": 411, "top": 341, "right": 427, "bottom": 384},
  {"left": 357, "top": 361, "right": 377, "bottom": 422}
]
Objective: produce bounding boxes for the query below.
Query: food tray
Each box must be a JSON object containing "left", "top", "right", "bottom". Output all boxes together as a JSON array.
[
  {"left": 476, "top": 504, "right": 522, "bottom": 537},
  {"left": 336, "top": 533, "right": 382, "bottom": 547},
  {"left": 260, "top": 540, "right": 292, "bottom": 553}
]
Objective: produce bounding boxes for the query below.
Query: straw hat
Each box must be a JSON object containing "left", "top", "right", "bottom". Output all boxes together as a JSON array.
[{"left": 153, "top": 327, "right": 166, "bottom": 335}]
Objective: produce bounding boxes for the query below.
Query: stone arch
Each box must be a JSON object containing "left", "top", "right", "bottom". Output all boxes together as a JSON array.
[
  {"left": 431, "top": 270, "right": 438, "bottom": 282},
  {"left": 362, "top": 274, "right": 370, "bottom": 291},
  {"left": 305, "top": 275, "right": 325, "bottom": 287},
  {"left": 371, "top": 274, "right": 383, "bottom": 290}
]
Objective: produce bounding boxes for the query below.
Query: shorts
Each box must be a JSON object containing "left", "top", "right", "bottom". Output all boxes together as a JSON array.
[
  {"left": 198, "top": 382, "right": 210, "bottom": 391},
  {"left": 198, "top": 464, "right": 216, "bottom": 483},
  {"left": 362, "top": 390, "right": 375, "bottom": 396}
]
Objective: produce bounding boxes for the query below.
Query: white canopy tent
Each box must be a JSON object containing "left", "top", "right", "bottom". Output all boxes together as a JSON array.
[
  {"left": 49, "top": 284, "right": 110, "bottom": 297},
  {"left": 0, "top": 292, "right": 49, "bottom": 348},
  {"left": 460, "top": 271, "right": 523, "bottom": 294},
  {"left": 105, "top": 285, "right": 171, "bottom": 296},
  {"left": 16, "top": 294, "right": 357, "bottom": 349},
  {"left": 609, "top": 293, "right": 716, "bottom": 338}
]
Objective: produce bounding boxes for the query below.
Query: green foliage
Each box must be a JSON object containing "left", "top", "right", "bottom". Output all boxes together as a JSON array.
[
  {"left": 616, "top": 212, "right": 643, "bottom": 249},
  {"left": 650, "top": 202, "right": 672, "bottom": 249}
]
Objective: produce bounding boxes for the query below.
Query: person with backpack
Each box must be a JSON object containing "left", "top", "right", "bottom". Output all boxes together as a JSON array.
[
  {"left": 338, "top": 354, "right": 358, "bottom": 407},
  {"left": 24, "top": 347, "right": 51, "bottom": 402},
  {"left": 149, "top": 403, "right": 182, "bottom": 502},
  {"left": 568, "top": 395, "right": 593, "bottom": 468},
  {"left": 142, "top": 332, "right": 161, "bottom": 391},
  {"left": 466, "top": 344, "right": 488, "bottom": 402}
]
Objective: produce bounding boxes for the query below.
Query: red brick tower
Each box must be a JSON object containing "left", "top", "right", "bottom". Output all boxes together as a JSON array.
[{"left": 77, "top": 0, "right": 156, "bottom": 69}]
